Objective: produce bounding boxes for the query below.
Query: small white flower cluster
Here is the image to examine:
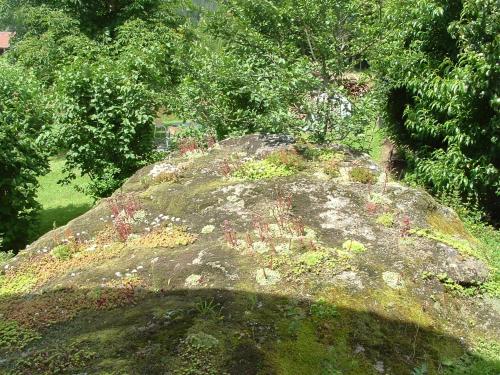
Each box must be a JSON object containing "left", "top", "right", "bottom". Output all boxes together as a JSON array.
[
  {"left": 148, "top": 163, "right": 178, "bottom": 178},
  {"left": 36, "top": 246, "right": 50, "bottom": 254},
  {"left": 99, "top": 215, "right": 113, "bottom": 222},
  {"left": 144, "top": 214, "right": 185, "bottom": 232},
  {"left": 59, "top": 231, "right": 90, "bottom": 245},
  {"left": 114, "top": 264, "right": 145, "bottom": 278}
]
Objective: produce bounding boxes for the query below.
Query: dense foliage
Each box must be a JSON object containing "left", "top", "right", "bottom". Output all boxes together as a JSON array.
[
  {"left": 51, "top": 16, "right": 186, "bottom": 198},
  {"left": 377, "top": 0, "right": 499, "bottom": 221},
  {"left": 54, "top": 56, "right": 156, "bottom": 198},
  {"left": 1, "top": 1, "right": 188, "bottom": 199},
  {"left": 174, "top": 38, "right": 316, "bottom": 138},
  {"left": 174, "top": 0, "right": 381, "bottom": 140},
  {"left": 0, "top": 61, "right": 49, "bottom": 250}
]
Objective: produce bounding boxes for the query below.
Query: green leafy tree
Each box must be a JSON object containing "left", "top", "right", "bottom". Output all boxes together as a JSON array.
[
  {"left": 175, "top": 0, "right": 382, "bottom": 140},
  {"left": 1, "top": 0, "right": 189, "bottom": 198},
  {"left": 1, "top": 0, "right": 187, "bottom": 34},
  {"left": 0, "top": 61, "right": 49, "bottom": 250},
  {"left": 209, "top": 0, "right": 381, "bottom": 83},
  {"left": 375, "top": 0, "right": 499, "bottom": 220},
  {"left": 54, "top": 55, "right": 157, "bottom": 198},
  {"left": 174, "top": 37, "right": 316, "bottom": 138}
]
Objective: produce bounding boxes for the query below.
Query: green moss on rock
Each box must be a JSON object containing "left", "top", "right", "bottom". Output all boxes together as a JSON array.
[{"left": 342, "top": 240, "right": 366, "bottom": 253}]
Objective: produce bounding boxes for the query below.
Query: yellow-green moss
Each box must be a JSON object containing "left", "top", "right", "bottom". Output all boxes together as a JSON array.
[
  {"left": 322, "top": 159, "right": 341, "bottom": 177},
  {"left": 155, "top": 178, "right": 231, "bottom": 215},
  {"left": 132, "top": 226, "right": 197, "bottom": 249},
  {"left": 411, "top": 228, "right": 481, "bottom": 260},
  {"left": 427, "top": 212, "right": 475, "bottom": 241},
  {"left": 265, "top": 149, "right": 306, "bottom": 171},
  {"left": 342, "top": 240, "right": 366, "bottom": 253},
  {"left": 349, "top": 167, "right": 376, "bottom": 184},
  {"left": 376, "top": 213, "right": 395, "bottom": 228},
  {"left": 142, "top": 171, "right": 180, "bottom": 188},
  {"left": 232, "top": 149, "right": 307, "bottom": 181},
  {"left": 0, "top": 273, "right": 37, "bottom": 299},
  {"left": 232, "top": 159, "right": 295, "bottom": 180},
  {"left": 271, "top": 321, "right": 333, "bottom": 374}
]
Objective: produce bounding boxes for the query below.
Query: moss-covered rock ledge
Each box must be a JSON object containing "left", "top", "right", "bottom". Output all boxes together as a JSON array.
[{"left": 1, "top": 135, "right": 499, "bottom": 374}]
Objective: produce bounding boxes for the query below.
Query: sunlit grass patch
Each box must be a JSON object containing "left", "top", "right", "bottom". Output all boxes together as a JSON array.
[{"left": 33, "top": 156, "right": 93, "bottom": 241}]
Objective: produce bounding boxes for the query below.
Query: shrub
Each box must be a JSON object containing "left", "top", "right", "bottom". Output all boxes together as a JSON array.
[
  {"left": 174, "top": 41, "right": 315, "bottom": 139},
  {"left": 177, "top": 0, "right": 383, "bottom": 142},
  {"left": 3, "top": 5, "right": 89, "bottom": 85},
  {"left": 0, "top": 61, "right": 50, "bottom": 250}
]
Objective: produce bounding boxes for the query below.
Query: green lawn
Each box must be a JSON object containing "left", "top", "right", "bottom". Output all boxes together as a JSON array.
[{"left": 32, "top": 157, "right": 93, "bottom": 241}]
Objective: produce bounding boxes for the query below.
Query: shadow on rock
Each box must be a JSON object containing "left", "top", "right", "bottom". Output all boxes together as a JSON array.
[{"left": 1, "top": 287, "right": 498, "bottom": 375}]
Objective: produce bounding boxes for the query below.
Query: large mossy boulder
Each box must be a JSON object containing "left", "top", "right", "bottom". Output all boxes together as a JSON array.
[{"left": 1, "top": 135, "right": 498, "bottom": 374}]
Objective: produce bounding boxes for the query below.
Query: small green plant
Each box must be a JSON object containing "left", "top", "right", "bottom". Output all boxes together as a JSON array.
[
  {"left": 436, "top": 273, "right": 478, "bottom": 297},
  {"left": 246, "top": 294, "right": 260, "bottom": 311},
  {"left": 480, "top": 278, "right": 500, "bottom": 298},
  {"left": 265, "top": 149, "right": 306, "bottom": 171},
  {"left": 310, "top": 298, "right": 338, "bottom": 320},
  {"left": 14, "top": 344, "right": 96, "bottom": 374},
  {"left": 281, "top": 304, "right": 305, "bottom": 337},
  {"left": 411, "top": 363, "right": 428, "bottom": 375},
  {"left": 50, "top": 244, "right": 72, "bottom": 261},
  {"left": 442, "top": 340, "right": 500, "bottom": 375},
  {"left": 300, "top": 251, "right": 328, "bottom": 267},
  {"left": 195, "top": 298, "right": 221, "bottom": 318},
  {"left": 173, "top": 332, "right": 224, "bottom": 375},
  {"left": 322, "top": 159, "right": 340, "bottom": 177},
  {"left": 342, "top": 240, "right": 366, "bottom": 253},
  {"left": 185, "top": 332, "right": 220, "bottom": 350},
  {"left": 349, "top": 167, "right": 375, "bottom": 184},
  {"left": 421, "top": 271, "right": 434, "bottom": 280},
  {"left": 376, "top": 213, "right": 395, "bottom": 227},
  {"left": 0, "top": 319, "right": 41, "bottom": 352}
]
